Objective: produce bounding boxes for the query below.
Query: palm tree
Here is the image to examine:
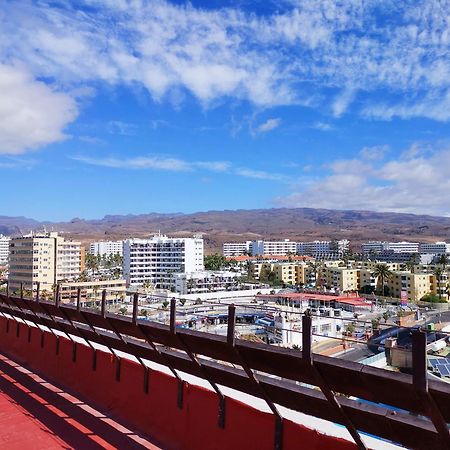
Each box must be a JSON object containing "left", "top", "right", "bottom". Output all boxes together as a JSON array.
[
  {"left": 373, "top": 263, "right": 393, "bottom": 296},
  {"left": 405, "top": 258, "right": 416, "bottom": 273},
  {"left": 438, "top": 254, "right": 449, "bottom": 271},
  {"left": 308, "top": 261, "right": 323, "bottom": 289},
  {"left": 434, "top": 267, "right": 444, "bottom": 300}
]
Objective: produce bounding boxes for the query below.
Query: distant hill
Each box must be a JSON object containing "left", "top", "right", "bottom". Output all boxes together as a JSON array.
[{"left": 1, "top": 208, "right": 450, "bottom": 253}]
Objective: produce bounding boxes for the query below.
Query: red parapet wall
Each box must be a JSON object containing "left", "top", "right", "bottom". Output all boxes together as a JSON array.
[{"left": 0, "top": 316, "right": 356, "bottom": 450}]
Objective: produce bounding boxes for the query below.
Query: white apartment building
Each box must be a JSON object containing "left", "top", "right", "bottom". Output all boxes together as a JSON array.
[
  {"left": 419, "top": 242, "right": 450, "bottom": 255},
  {"left": 8, "top": 232, "right": 83, "bottom": 292},
  {"left": 298, "top": 240, "right": 349, "bottom": 257},
  {"left": 362, "top": 241, "right": 420, "bottom": 254},
  {"left": 251, "top": 239, "right": 297, "bottom": 256},
  {"left": 89, "top": 240, "right": 123, "bottom": 257},
  {"left": 223, "top": 241, "right": 252, "bottom": 257},
  {"left": 173, "top": 270, "right": 238, "bottom": 294},
  {"left": 123, "top": 235, "right": 204, "bottom": 288},
  {"left": 0, "top": 235, "right": 10, "bottom": 263}
]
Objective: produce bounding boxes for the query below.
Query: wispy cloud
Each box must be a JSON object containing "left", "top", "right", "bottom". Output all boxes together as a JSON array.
[
  {"left": 359, "top": 145, "right": 389, "bottom": 161},
  {"left": 234, "top": 168, "right": 288, "bottom": 181},
  {"left": 107, "top": 121, "right": 138, "bottom": 136},
  {"left": 311, "top": 122, "right": 333, "bottom": 131},
  {"left": 1, "top": 1, "right": 449, "bottom": 153},
  {"left": 72, "top": 154, "right": 288, "bottom": 183},
  {"left": 255, "top": 118, "right": 281, "bottom": 134}
]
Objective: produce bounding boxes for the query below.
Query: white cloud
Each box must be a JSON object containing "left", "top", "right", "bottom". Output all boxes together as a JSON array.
[
  {"left": 275, "top": 144, "right": 450, "bottom": 216},
  {"left": 0, "top": 64, "right": 77, "bottom": 154},
  {"left": 332, "top": 88, "right": 356, "bottom": 117},
  {"left": 73, "top": 154, "right": 287, "bottom": 182},
  {"left": 359, "top": 145, "right": 389, "bottom": 161},
  {"left": 255, "top": 118, "right": 281, "bottom": 134},
  {"left": 311, "top": 122, "right": 333, "bottom": 131},
  {"left": 234, "top": 168, "right": 288, "bottom": 181},
  {"left": 0, "top": 0, "right": 448, "bottom": 122},
  {"left": 107, "top": 120, "right": 138, "bottom": 136}
]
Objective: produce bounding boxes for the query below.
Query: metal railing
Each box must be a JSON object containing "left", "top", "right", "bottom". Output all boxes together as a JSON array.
[{"left": 0, "top": 287, "right": 449, "bottom": 449}]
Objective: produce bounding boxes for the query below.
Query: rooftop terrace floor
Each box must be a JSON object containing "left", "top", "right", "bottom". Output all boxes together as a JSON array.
[{"left": 0, "top": 352, "right": 163, "bottom": 450}]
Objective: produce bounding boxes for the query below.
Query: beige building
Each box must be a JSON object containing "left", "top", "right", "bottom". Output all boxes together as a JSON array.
[
  {"left": 8, "top": 232, "right": 83, "bottom": 293},
  {"left": 323, "top": 267, "right": 360, "bottom": 292},
  {"left": 59, "top": 279, "right": 127, "bottom": 306}
]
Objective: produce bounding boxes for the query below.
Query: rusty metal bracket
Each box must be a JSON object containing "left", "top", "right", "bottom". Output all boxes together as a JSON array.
[
  {"left": 302, "top": 313, "right": 367, "bottom": 450},
  {"left": 412, "top": 330, "right": 450, "bottom": 449},
  {"left": 227, "top": 305, "right": 283, "bottom": 450},
  {"left": 104, "top": 292, "right": 151, "bottom": 393},
  {"left": 170, "top": 298, "right": 226, "bottom": 427},
  {"left": 136, "top": 294, "right": 184, "bottom": 408}
]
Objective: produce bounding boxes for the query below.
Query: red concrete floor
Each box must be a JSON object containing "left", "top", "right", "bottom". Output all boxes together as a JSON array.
[{"left": 0, "top": 352, "right": 163, "bottom": 450}]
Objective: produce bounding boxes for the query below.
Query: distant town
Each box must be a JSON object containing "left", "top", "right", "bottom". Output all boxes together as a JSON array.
[{"left": 1, "top": 231, "right": 450, "bottom": 379}]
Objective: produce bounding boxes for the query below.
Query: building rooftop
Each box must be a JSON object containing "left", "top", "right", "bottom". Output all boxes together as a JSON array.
[{"left": 0, "top": 353, "right": 161, "bottom": 450}]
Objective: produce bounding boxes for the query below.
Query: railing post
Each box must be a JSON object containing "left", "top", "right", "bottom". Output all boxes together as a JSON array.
[
  {"left": 412, "top": 329, "right": 450, "bottom": 447},
  {"left": 76, "top": 288, "right": 81, "bottom": 311},
  {"left": 20, "top": 282, "right": 23, "bottom": 299},
  {"left": 132, "top": 293, "right": 139, "bottom": 324},
  {"left": 6, "top": 280, "right": 9, "bottom": 297},
  {"left": 227, "top": 304, "right": 236, "bottom": 347},
  {"left": 170, "top": 297, "right": 176, "bottom": 334},
  {"left": 302, "top": 312, "right": 312, "bottom": 363},
  {"left": 36, "top": 282, "right": 40, "bottom": 303},
  {"left": 54, "top": 284, "right": 60, "bottom": 306},
  {"left": 412, "top": 330, "right": 427, "bottom": 391},
  {"left": 101, "top": 289, "right": 107, "bottom": 317}
]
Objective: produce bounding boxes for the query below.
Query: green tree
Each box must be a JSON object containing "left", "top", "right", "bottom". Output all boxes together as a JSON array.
[
  {"left": 204, "top": 254, "right": 228, "bottom": 271},
  {"left": 373, "top": 263, "right": 393, "bottom": 296}
]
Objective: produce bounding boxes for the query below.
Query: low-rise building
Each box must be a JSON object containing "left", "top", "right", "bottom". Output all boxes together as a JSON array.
[
  {"left": 420, "top": 242, "right": 450, "bottom": 255},
  {"left": 173, "top": 270, "right": 239, "bottom": 294},
  {"left": 251, "top": 239, "right": 297, "bottom": 256},
  {"left": 59, "top": 279, "right": 127, "bottom": 305},
  {"left": 222, "top": 241, "right": 252, "bottom": 257},
  {"left": 323, "top": 266, "right": 360, "bottom": 292}
]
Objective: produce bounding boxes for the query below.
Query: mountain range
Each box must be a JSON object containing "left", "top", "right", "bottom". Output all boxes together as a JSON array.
[{"left": 1, "top": 208, "right": 449, "bottom": 253}]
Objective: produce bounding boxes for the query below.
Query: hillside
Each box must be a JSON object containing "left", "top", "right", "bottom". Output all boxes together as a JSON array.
[{"left": 1, "top": 208, "right": 449, "bottom": 253}]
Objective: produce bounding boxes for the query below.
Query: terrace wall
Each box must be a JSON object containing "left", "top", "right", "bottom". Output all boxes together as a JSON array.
[{"left": 0, "top": 315, "right": 355, "bottom": 450}]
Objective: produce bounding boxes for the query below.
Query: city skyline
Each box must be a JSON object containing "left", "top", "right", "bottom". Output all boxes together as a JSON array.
[{"left": 1, "top": 0, "right": 449, "bottom": 220}]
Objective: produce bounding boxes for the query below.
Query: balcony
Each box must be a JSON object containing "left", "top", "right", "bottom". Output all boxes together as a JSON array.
[{"left": 0, "top": 292, "right": 448, "bottom": 450}]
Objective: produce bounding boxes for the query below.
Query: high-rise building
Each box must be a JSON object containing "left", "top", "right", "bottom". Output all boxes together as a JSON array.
[
  {"left": 123, "top": 234, "right": 204, "bottom": 288},
  {"left": 0, "top": 235, "right": 10, "bottom": 264},
  {"left": 8, "top": 232, "right": 83, "bottom": 292},
  {"left": 89, "top": 240, "right": 123, "bottom": 257}
]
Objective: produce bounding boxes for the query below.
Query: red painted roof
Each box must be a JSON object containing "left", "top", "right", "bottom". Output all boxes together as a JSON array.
[
  {"left": 0, "top": 353, "right": 161, "bottom": 450},
  {"left": 227, "top": 255, "right": 312, "bottom": 262},
  {"left": 257, "top": 292, "right": 370, "bottom": 304}
]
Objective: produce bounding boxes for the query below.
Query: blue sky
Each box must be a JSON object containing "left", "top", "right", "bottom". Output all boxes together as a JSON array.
[{"left": 0, "top": 0, "right": 449, "bottom": 220}]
